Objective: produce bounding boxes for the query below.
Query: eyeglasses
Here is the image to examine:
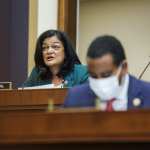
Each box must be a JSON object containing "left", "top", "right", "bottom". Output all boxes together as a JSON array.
[{"left": 42, "top": 44, "right": 63, "bottom": 52}]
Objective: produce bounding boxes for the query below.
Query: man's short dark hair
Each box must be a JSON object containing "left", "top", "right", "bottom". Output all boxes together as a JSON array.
[{"left": 87, "top": 35, "right": 126, "bottom": 67}]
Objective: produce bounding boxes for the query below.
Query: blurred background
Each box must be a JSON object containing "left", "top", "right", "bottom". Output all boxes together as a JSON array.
[{"left": 0, "top": 0, "right": 150, "bottom": 88}]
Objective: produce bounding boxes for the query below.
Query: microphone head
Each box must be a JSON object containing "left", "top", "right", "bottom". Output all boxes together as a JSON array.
[
  {"left": 37, "top": 67, "right": 47, "bottom": 80},
  {"left": 39, "top": 67, "right": 47, "bottom": 74},
  {"left": 39, "top": 67, "right": 46, "bottom": 72}
]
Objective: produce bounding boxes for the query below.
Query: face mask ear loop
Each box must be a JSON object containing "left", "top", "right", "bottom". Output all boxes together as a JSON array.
[{"left": 116, "top": 64, "right": 123, "bottom": 78}]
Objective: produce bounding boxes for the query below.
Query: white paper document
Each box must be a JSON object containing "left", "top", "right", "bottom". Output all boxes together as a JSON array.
[{"left": 18, "top": 84, "right": 63, "bottom": 90}]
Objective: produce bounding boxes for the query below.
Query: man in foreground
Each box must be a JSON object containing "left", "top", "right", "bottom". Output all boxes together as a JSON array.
[{"left": 64, "top": 35, "right": 150, "bottom": 111}]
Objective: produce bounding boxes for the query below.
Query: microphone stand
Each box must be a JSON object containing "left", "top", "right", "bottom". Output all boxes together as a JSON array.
[{"left": 139, "top": 61, "right": 150, "bottom": 79}]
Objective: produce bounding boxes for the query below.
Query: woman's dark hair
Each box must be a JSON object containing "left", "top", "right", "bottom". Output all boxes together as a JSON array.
[
  {"left": 34, "top": 29, "right": 81, "bottom": 80},
  {"left": 87, "top": 35, "right": 126, "bottom": 67}
]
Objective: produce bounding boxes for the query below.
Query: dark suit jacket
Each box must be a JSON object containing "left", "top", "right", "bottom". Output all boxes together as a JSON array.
[{"left": 64, "top": 75, "right": 150, "bottom": 109}]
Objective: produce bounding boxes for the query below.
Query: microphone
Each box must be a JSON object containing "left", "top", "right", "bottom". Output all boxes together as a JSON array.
[
  {"left": 39, "top": 67, "right": 47, "bottom": 76},
  {"left": 139, "top": 59, "right": 150, "bottom": 79}
]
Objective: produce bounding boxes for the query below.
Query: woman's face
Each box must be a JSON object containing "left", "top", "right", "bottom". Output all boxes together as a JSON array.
[{"left": 42, "top": 36, "right": 65, "bottom": 68}]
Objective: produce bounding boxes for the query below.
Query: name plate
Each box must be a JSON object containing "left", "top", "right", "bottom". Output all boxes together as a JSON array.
[{"left": 0, "top": 82, "right": 12, "bottom": 90}]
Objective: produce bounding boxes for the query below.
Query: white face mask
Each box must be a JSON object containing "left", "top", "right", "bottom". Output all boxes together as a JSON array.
[{"left": 89, "top": 66, "right": 122, "bottom": 101}]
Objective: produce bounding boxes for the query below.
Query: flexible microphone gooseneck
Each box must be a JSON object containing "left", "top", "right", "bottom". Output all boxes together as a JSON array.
[{"left": 139, "top": 60, "right": 150, "bottom": 79}]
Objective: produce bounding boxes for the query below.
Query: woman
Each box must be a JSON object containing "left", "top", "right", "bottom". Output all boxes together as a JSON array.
[{"left": 23, "top": 30, "right": 88, "bottom": 88}]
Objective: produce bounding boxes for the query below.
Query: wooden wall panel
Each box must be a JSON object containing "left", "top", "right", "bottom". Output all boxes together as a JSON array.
[
  {"left": 58, "top": 0, "right": 77, "bottom": 48},
  {"left": 0, "top": 0, "right": 11, "bottom": 81}
]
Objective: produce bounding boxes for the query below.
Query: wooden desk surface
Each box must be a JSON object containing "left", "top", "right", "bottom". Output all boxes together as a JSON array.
[
  {"left": 0, "top": 108, "right": 150, "bottom": 144},
  {"left": 0, "top": 89, "right": 68, "bottom": 110}
]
